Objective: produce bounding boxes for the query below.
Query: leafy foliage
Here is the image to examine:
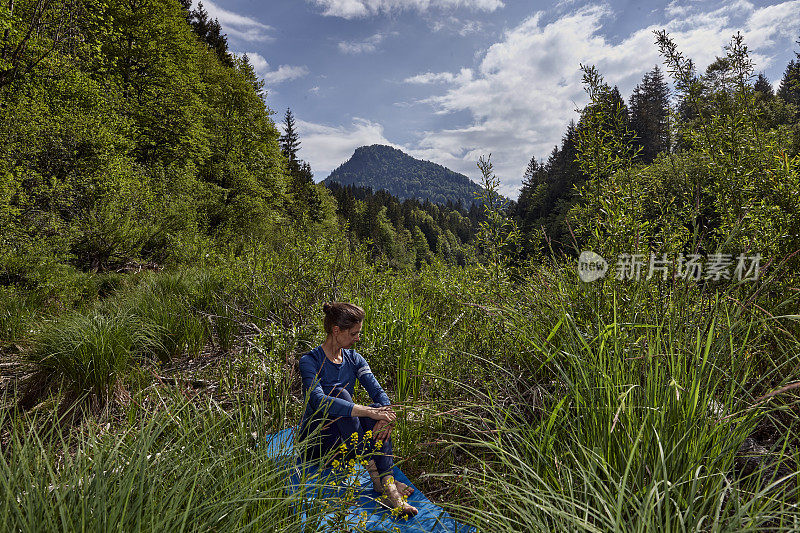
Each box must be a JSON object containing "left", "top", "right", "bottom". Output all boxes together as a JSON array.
[{"left": 0, "top": 0, "right": 300, "bottom": 294}]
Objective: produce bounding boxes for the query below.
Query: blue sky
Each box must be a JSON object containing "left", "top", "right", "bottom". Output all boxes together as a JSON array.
[{"left": 200, "top": 0, "right": 800, "bottom": 198}]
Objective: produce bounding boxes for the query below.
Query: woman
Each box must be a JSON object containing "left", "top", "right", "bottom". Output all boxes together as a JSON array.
[{"left": 298, "top": 302, "right": 418, "bottom": 517}]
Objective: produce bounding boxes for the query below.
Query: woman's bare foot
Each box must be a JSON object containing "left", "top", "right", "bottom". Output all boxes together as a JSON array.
[
  {"left": 382, "top": 477, "right": 418, "bottom": 517},
  {"left": 375, "top": 479, "right": 414, "bottom": 497},
  {"left": 366, "top": 460, "right": 414, "bottom": 497}
]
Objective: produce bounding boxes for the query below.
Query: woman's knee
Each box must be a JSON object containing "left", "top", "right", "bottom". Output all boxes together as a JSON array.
[{"left": 331, "top": 386, "right": 353, "bottom": 402}]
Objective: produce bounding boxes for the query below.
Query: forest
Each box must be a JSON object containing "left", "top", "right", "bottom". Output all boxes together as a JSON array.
[{"left": 2, "top": 0, "right": 800, "bottom": 531}]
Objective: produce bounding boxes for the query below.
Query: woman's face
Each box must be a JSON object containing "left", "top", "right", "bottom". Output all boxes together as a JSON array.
[{"left": 334, "top": 322, "right": 362, "bottom": 349}]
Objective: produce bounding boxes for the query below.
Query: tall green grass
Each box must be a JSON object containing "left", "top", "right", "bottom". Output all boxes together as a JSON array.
[
  {"left": 24, "top": 310, "right": 160, "bottom": 411},
  {"left": 119, "top": 271, "right": 213, "bottom": 363},
  {"left": 434, "top": 271, "right": 800, "bottom": 532},
  {"left": 9, "top": 233, "right": 800, "bottom": 531},
  {"left": 0, "top": 394, "right": 308, "bottom": 532},
  {"left": 0, "top": 288, "right": 41, "bottom": 347},
  {"left": 360, "top": 297, "right": 429, "bottom": 404}
]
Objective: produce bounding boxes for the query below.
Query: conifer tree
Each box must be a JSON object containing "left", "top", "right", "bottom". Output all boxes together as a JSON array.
[
  {"left": 629, "top": 65, "right": 671, "bottom": 162},
  {"left": 514, "top": 122, "right": 587, "bottom": 255},
  {"left": 189, "top": 2, "right": 232, "bottom": 66},
  {"left": 280, "top": 108, "right": 301, "bottom": 167},
  {"left": 754, "top": 72, "right": 773, "bottom": 98},
  {"left": 777, "top": 59, "right": 800, "bottom": 107}
]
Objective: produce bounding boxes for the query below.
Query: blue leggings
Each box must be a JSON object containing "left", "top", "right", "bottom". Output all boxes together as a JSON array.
[{"left": 300, "top": 387, "right": 394, "bottom": 477}]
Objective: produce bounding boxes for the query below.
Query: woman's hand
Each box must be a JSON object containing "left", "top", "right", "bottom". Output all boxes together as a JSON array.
[
  {"left": 373, "top": 419, "right": 393, "bottom": 441},
  {"left": 370, "top": 406, "right": 395, "bottom": 441},
  {"left": 370, "top": 405, "right": 396, "bottom": 423}
]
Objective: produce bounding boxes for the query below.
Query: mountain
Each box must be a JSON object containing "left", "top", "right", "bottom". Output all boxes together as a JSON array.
[{"left": 324, "top": 145, "right": 484, "bottom": 207}]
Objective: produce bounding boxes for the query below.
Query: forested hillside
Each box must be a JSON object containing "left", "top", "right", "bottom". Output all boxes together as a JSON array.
[
  {"left": 325, "top": 144, "right": 484, "bottom": 207},
  {"left": 512, "top": 56, "right": 800, "bottom": 262},
  {"left": 326, "top": 182, "right": 479, "bottom": 268},
  {"left": 0, "top": 0, "right": 336, "bottom": 297}
]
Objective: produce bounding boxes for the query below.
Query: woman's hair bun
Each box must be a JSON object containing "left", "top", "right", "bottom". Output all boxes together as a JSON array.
[{"left": 322, "top": 302, "right": 365, "bottom": 334}]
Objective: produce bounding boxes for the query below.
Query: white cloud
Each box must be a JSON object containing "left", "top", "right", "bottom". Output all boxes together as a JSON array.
[
  {"left": 243, "top": 52, "right": 309, "bottom": 84},
  {"left": 744, "top": 1, "right": 800, "bottom": 49},
  {"left": 201, "top": 0, "right": 274, "bottom": 42},
  {"left": 404, "top": 68, "right": 473, "bottom": 84},
  {"left": 458, "top": 20, "right": 484, "bottom": 36},
  {"left": 243, "top": 52, "right": 269, "bottom": 75},
  {"left": 401, "top": 2, "right": 800, "bottom": 197},
  {"left": 263, "top": 65, "right": 310, "bottom": 84},
  {"left": 338, "top": 33, "right": 386, "bottom": 54},
  {"left": 428, "top": 15, "right": 485, "bottom": 35},
  {"left": 309, "top": 0, "right": 503, "bottom": 19},
  {"left": 664, "top": 0, "right": 692, "bottom": 18},
  {"left": 296, "top": 118, "right": 397, "bottom": 178}
]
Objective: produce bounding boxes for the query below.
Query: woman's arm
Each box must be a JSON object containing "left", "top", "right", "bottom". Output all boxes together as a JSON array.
[
  {"left": 353, "top": 404, "right": 395, "bottom": 440},
  {"left": 299, "top": 355, "right": 354, "bottom": 418},
  {"left": 299, "top": 353, "right": 395, "bottom": 422},
  {"left": 351, "top": 403, "right": 396, "bottom": 422}
]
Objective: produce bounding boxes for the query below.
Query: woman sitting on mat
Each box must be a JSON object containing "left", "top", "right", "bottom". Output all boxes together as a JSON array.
[{"left": 298, "top": 301, "right": 418, "bottom": 517}]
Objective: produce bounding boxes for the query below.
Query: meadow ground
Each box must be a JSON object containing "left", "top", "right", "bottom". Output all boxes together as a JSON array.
[{"left": 2, "top": 236, "right": 800, "bottom": 532}]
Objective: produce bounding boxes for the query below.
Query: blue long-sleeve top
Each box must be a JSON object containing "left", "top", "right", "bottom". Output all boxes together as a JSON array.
[{"left": 298, "top": 346, "right": 390, "bottom": 435}]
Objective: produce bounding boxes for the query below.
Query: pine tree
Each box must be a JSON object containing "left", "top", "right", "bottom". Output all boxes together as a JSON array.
[
  {"left": 513, "top": 122, "right": 587, "bottom": 255},
  {"left": 629, "top": 65, "right": 671, "bottom": 163},
  {"left": 754, "top": 72, "right": 773, "bottom": 98},
  {"left": 280, "top": 108, "right": 301, "bottom": 167},
  {"left": 777, "top": 59, "right": 800, "bottom": 107},
  {"left": 238, "top": 54, "right": 265, "bottom": 98},
  {"left": 189, "top": 2, "right": 232, "bottom": 67},
  {"left": 521, "top": 157, "right": 542, "bottom": 188}
]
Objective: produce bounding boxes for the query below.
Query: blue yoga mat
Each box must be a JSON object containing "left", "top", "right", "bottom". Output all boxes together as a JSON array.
[{"left": 262, "top": 428, "right": 475, "bottom": 533}]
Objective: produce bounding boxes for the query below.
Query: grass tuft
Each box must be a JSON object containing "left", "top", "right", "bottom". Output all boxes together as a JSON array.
[{"left": 22, "top": 310, "right": 160, "bottom": 413}]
